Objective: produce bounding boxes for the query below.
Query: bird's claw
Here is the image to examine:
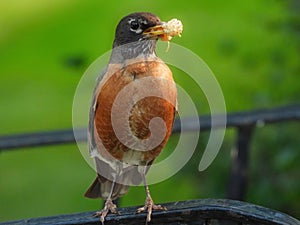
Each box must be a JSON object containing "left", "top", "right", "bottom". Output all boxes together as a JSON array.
[
  {"left": 136, "top": 197, "right": 167, "bottom": 224},
  {"left": 93, "top": 199, "right": 119, "bottom": 225}
]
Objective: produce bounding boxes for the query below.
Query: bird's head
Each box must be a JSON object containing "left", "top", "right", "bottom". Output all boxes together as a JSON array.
[
  {"left": 113, "top": 12, "right": 162, "bottom": 47},
  {"left": 110, "top": 12, "right": 182, "bottom": 62}
]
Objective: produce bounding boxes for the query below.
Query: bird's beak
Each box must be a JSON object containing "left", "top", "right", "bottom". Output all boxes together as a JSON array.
[
  {"left": 142, "top": 23, "right": 166, "bottom": 39},
  {"left": 142, "top": 19, "right": 183, "bottom": 42}
]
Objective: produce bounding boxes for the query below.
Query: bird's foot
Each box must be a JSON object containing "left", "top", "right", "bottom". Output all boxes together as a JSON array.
[
  {"left": 93, "top": 199, "right": 119, "bottom": 225},
  {"left": 136, "top": 196, "right": 167, "bottom": 224}
]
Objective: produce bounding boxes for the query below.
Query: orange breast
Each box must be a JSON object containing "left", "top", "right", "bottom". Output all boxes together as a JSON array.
[{"left": 94, "top": 59, "right": 177, "bottom": 165}]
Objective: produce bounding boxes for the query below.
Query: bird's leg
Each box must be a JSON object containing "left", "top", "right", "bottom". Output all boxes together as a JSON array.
[
  {"left": 136, "top": 167, "right": 167, "bottom": 224},
  {"left": 93, "top": 177, "right": 119, "bottom": 225}
]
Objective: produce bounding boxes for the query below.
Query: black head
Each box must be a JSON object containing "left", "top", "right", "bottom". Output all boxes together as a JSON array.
[{"left": 113, "top": 12, "right": 161, "bottom": 47}]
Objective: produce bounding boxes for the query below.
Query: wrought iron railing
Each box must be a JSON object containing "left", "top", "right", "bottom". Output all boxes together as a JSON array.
[{"left": 1, "top": 104, "right": 300, "bottom": 224}]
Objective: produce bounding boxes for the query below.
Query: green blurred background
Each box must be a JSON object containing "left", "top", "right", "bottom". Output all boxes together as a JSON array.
[{"left": 0, "top": 0, "right": 299, "bottom": 222}]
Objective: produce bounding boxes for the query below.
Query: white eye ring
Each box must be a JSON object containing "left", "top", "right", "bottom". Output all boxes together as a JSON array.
[{"left": 128, "top": 18, "right": 143, "bottom": 34}]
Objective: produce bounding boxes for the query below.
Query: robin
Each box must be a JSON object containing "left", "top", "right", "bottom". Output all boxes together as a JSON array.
[{"left": 84, "top": 12, "right": 182, "bottom": 224}]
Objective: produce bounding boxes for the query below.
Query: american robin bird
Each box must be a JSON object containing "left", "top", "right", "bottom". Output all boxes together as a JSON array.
[{"left": 84, "top": 12, "right": 182, "bottom": 224}]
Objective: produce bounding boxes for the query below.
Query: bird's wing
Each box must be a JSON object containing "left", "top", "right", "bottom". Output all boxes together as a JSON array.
[
  {"left": 87, "top": 66, "right": 107, "bottom": 157},
  {"left": 86, "top": 65, "right": 142, "bottom": 199},
  {"left": 87, "top": 63, "right": 123, "bottom": 157}
]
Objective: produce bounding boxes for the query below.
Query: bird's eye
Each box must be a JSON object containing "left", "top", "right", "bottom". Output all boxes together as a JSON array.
[{"left": 130, "top": 20, "right": 139, "bottom": 30}]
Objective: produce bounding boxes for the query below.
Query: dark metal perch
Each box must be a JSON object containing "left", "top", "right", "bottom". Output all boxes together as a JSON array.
[{"left": 1, "top": 199, "right": 299, "bottom": 225}]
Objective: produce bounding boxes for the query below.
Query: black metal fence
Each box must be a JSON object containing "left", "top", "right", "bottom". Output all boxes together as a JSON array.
[
  {"left": 2, "top": 199, "right": 300, "bottom": 225},
  {"left": 1, "top": 104, "right": 300, "bottom": 224}
]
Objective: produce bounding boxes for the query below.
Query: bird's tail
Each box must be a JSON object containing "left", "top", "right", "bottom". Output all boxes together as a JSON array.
[{"left": 84, "top": 175, "right": 130, "bottom": 200}]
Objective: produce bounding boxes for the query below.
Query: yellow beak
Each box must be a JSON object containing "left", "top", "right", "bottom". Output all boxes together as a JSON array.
[{"left": 143, "top": 19, "right": 183, "bottom": 41}]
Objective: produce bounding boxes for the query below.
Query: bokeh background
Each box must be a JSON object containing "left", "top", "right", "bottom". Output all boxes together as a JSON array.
[{"left": 0, "top": 0, "right": 299, "bottom": 222}]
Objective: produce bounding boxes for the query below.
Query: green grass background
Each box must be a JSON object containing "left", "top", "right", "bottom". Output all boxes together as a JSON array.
[{"left": 0, "top": 0, "right": 299, "bottom": 221}]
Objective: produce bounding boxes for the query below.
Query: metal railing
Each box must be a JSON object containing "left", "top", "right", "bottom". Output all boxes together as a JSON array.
[
  {"left": 2, "top": 199, "right": 299, "bottom": 225},
  {"left": 1, "top": 104, "right": 300, "bottom": 224},
  {"left": 1, "top": 105, "right": 299, "bottom": 199}
]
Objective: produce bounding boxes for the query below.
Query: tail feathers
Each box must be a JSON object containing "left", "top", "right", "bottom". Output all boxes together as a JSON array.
[
  {"left": 84, "top": 175, "right": 130, "bottom": 200},
  {"left": 84, "top": 177, "right": 102, "bottom": 199},
  {"left": 85, "top": 158, "right": 144, "bottom": 200}
]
